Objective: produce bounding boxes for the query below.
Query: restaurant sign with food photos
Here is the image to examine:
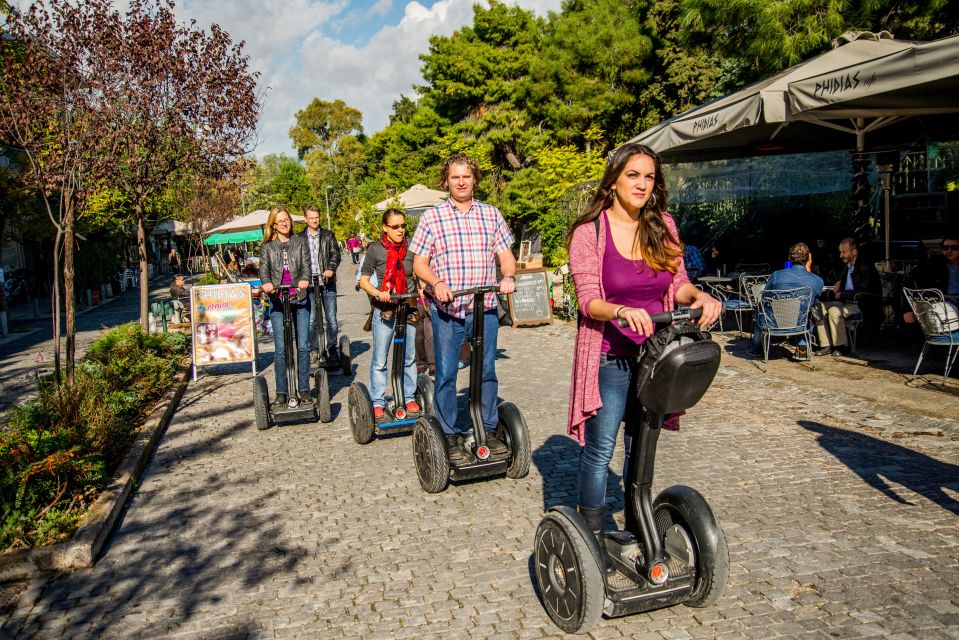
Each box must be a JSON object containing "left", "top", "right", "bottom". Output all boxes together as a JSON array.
[{"left": 190, "top": 283, "right": 257, "bottom": 379}]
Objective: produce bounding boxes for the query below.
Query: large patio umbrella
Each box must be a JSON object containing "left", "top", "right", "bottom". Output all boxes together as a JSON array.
[
  {"left": 206, "top": 209, "right": 305, "bottom": 234},
  {"left": 375, "top": 184, "right": 449, "bottom": 216},
  {"left": 625, "top": 31, "right": 959, "bottom": 163},
  {"left": 786, "top": 32, "right": 959, "bottom": 260},
  {"left": 203, "top": 230, "right": 263, "bottom": 245},
  {"left": 150, "top": 219, "right": 193, "bottom": 235}
]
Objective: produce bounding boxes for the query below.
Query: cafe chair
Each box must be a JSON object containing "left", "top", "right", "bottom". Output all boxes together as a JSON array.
[
  {"left": 903, "top": 287, "right": 959, "bottom": 387},
  {"left": 730, "top": 273, "right": 769, "bottom": 334},
  {"left": 756, "top": 287, "right": 815, "bottom": 364}
]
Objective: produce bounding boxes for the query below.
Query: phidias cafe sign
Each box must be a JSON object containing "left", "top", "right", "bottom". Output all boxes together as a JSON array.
[{"left": 812, "top": 70, "right": 878, "bottom": 99}]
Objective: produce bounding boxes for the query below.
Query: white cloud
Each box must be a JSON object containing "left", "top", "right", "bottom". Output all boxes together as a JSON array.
[
  {"left": 268, "top": 0, "right": 563, "bottom": 158},
  {"left": 368, "top": 0, "right": 394, "bottom": 18}
]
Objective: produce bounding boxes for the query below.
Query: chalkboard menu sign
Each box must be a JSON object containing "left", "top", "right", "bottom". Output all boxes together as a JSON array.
[{"left": 508, "top": 268, "right": 553, "bottom": 327}]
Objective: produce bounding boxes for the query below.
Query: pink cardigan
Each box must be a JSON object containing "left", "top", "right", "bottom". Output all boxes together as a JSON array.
[{"left": 566, "top": 211, "right": 690, "bottom": 445}]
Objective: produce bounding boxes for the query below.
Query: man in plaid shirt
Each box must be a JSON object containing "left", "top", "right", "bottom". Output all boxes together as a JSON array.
[{"left": 411, "top": 153, "right": 517, "bottom": 449}]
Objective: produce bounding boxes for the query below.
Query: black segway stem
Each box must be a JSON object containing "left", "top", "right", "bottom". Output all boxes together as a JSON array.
[
  {"left": 449, "top": 284, "right": 500, "bottom": 460},
  {"left": 387, "top": 292, "right": 418, "bottom": 420},
  {"left": 280, "top": 287, "right": 301, "bottom": 403}
]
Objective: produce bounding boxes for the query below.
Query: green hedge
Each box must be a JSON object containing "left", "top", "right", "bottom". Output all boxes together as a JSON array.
[{"left": 0, "top": 323, "right": 188, "bottom": 551}]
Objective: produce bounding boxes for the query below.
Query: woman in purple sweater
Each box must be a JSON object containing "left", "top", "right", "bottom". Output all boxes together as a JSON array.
[{"left": 566, "top": 143, "right": 722, "bottom": 542}]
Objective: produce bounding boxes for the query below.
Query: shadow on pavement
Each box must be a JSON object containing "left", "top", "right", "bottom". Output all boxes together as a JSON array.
[
  {"left": 17, "top": 421, "right": 314, "bottom": 638},
  {"left": 798, "top": 420, "right": 959, "bottom": 515}
]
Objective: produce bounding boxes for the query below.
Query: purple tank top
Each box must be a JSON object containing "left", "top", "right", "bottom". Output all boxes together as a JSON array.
[{"left": 600, "top": 212, "right": 671, "bottom": 355}]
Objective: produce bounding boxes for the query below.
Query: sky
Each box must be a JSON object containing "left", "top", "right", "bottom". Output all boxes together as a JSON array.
[{"left": 172, "top": 0, "right": 565, "bottom": 158}]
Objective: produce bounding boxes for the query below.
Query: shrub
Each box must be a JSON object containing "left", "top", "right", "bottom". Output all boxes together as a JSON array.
[{"left": 0, "top": 322, "right": 187, "bottom": 551}]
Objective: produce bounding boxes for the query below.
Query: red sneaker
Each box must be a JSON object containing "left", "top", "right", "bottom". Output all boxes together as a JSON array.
[
  {"left": 373, "top": 406, "right": 385, "bottom": 420},
  {"left": 405, "top": 401, "right": 422, "bottom": 415}
]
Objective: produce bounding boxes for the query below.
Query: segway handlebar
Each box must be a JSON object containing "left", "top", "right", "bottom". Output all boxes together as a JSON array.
[
  {"left": 389, "top": 292, "right": 420, "bottom": 301},
  {"left": 450, "top": 284, "right": 501, "bottom": 298},
  {"left": 616, "top": 306, "right": 704, "bottom": 328}
]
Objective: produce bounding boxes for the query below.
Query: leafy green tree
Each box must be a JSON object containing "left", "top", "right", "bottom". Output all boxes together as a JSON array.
[
  {"left": 679, "top": 0, "right": 959, "bottom": 80},
  {"left": 246, "top": 154, "right": 312, "bottom": 212},
  {"left": 528, "top": 0, "right": 655, "bottom": 147}
]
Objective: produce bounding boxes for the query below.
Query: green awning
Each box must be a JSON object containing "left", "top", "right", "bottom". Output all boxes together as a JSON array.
[{"left": 203, "top": 230, "right": 263, "bottom": 245}]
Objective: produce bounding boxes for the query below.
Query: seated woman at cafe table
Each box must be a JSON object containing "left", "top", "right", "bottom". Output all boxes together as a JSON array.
[{"left": 748, "top": 242, "right": 823, "bottom": 359}]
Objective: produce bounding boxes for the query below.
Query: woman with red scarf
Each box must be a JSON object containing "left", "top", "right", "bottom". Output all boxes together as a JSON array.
[{"left": 358, "top": 208, "right": 421, "bottom": 421}]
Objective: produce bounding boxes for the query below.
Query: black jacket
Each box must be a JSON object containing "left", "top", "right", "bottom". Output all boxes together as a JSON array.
[
  {"left": 259, "top": 235, "right": 311, "bottom": 290},
  {"left": 298, "top": 227, "right": 341, "bottom": 278}
]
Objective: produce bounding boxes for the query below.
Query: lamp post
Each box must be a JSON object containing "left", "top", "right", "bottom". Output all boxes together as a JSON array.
[{"left": 324, "top": 185, "right": 333, "bottom": 230}]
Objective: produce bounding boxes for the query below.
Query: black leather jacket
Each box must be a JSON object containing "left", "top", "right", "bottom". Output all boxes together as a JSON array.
[
  {"left": 298, "top": 227, "right": 341, "bottom": 278},
  {"left": 259, "top": 235, "right": 311, "bottom": 289}
]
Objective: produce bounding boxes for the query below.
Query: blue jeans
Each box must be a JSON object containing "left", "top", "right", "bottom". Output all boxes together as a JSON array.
[
  {"left": 431, "top": 306, "right": 499, "bottom": 435},
  {"left": 308, "top": 279, "right": 338, "bottom": 352},
  {"left": 369, "top": 306, "right": 418, "bottom": 408},
  {"left": 578, "top": 354, "right": 640, "bottom": 510},
  {"left": 270, "top": 295, "right": 311, "bottom": 396}
]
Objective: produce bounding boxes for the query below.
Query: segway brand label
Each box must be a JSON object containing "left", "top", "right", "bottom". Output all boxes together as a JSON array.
[{"left": 191, "top": 283, "right": 256, "bottom": 366}]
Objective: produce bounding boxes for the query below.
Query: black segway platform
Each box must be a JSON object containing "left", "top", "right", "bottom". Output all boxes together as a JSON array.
[
  {"left": 348, "top": 293, "right": 431, "bottom": 443},
  {"left": 253, "top": 287, "right": 332, "bottom": 430},
  {"left": 533, "top": 307, "right": 729, "bottom": 634},
  {"left": 412, "top": 285, "right": 531, "bottom": 493}
]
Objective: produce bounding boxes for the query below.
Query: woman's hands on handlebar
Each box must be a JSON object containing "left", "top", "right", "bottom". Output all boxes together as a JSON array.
[
  {"left": 262, "top": 282, "right": 275, "bottom": 293},
  {"left": 375, "top": 290, "right": 392, "bottom": 303},
  {"left": 616, "top": 307, "right": 655, "bottom": 337},
  {"left": 687, "top": 289, "right": 722, "bottom": 327}
]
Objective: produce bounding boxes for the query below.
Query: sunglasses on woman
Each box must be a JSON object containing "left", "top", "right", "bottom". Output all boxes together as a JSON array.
[
  {"left": 385, "top": 223, "right": 405, "bottom": 230},
  {"left": 943, "top": 244, "right": 959, "bottom": 251}
]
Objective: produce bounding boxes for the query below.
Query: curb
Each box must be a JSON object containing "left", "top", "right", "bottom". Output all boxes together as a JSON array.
[{"left": 0, "top": 366, "right": 191, "bottom": 583}]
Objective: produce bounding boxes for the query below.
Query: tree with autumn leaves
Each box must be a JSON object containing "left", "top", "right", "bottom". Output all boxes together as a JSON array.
[{"left": 0, "top": 0, "right": 260, "bottom": 380}]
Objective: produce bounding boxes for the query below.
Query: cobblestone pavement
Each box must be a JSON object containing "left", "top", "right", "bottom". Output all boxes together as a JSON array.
[{"left": 3, "top": 265, "right": 958, "bottom": 639}]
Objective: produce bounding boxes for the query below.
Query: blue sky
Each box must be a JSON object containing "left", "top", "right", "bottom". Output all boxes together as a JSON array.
[{"left": 173, "top": 0, "right": 564, "bottom": 158}]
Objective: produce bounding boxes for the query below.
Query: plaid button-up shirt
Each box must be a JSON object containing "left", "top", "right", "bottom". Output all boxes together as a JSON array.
[{"left": 409, "top": 198, "right": 514, "bottom": 318}]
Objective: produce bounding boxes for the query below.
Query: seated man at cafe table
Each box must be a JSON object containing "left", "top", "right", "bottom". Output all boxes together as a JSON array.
[
  {"left": 814, "top": 237, "right": 881, "bottom": 356},
  {"left": 903, "top": 231, "right": 959, "bottom": 325},
  {"left": 748, "top": 242, "right": 823, "bottom": 359}
]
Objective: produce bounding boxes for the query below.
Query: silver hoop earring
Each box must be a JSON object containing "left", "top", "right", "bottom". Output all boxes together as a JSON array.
[{"left": 648, "top": 192, "right": 658, "bottom": 209}]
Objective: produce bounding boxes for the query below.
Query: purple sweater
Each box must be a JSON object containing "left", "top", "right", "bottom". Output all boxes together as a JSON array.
[{"left": 567, "top": 211, "right": 689, "bottom": 445}]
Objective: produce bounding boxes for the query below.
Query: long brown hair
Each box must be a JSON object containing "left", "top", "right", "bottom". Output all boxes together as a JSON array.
[
  {"left": 568, "top": 143, "right": 682, "bottom": 273},
  {"left": 263, "top": 207, "right": 291, "bottom": 243}
]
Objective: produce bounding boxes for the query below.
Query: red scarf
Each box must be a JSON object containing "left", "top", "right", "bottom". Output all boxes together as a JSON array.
[{"left": 379, "top": 234, "right": 408, "bottom": 295}]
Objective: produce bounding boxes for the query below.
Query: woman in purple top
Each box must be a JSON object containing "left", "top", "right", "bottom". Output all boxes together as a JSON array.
[
  {"left": 566, "top": 143, "right": 722, "bottom": 544},
  {"left": 259, "top": 207, "right": 311, "bottom": 407}
]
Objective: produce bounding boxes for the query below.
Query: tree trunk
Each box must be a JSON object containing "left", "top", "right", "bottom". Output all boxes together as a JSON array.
[
  {"left": 137, "top": 207, "right": 149, "bottom": 331},
  {"left": 51, "top": 227, "right": 63, "bottom": 384},
  {"left": 63, "top": 200, "right": 76, "bottom": 382},
  {"left": 0, "top": 213, "right": 8, "bottom": 338}
]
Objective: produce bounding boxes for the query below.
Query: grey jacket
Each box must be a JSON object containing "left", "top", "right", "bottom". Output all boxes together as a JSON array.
[{"left": 259, "top": 235, "right": 311, "bottom": 289}]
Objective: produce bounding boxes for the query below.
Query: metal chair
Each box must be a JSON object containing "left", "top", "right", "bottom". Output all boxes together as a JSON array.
[
  {"left": 725, "top": 273, "right": 768, "bottom": 334},
  {"left": 756, "top": 287, "right": 815, "bottom": 364},
  {"left": 903, "top": 287, "right": 959, "bottom": 386}
]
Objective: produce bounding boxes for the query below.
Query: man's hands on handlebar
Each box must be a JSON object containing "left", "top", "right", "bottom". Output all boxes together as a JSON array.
[
  {"left": 433, "top": 281, "right": 454, "bottom": 302},
  {"left": 498, "top": 277, "right": 516, "bottom": 295}
]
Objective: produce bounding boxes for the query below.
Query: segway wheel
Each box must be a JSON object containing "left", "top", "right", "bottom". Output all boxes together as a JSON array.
[
  {"left": 533, "top": 512, "right": 604, "bottom": 634},
  {"left": 314, "top": 368, "right": 332, "bottom": 423},
  {"left": 654, "top": 486, "right": 729, "bottom": 608},
  {"left": 339, "top": 334, "right": 352, "bottom": 376},
  {"left": 496, "top": 401, "right": 530, "bottom": 479},
  {"left": 416, "top": 373, "right": 434, "bottom": 417},
  {"left": 412, "top": 415, "right": 449, "bottom": 493},
  {"left": 254, "top": 374, "right": 271, "bottom": 431},
  {"left": 348, "top": 382, "right": 375, "bottom": 444}
]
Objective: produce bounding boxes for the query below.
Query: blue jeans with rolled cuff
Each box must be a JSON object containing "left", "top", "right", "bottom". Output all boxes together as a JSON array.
[
  {"left": 578, "top": 353, "right": 641, "bottom": 511},
  {"left": 369, "top": 306, "right": 418, "bottom": 408}
]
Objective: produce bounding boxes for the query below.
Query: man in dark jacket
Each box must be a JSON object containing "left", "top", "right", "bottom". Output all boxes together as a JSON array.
[
  {"left": 814, "top": 237, "right": 881, "bottom": 355},
  {"left": 300, "top": 204, "right": 342, "bottom": 364}
]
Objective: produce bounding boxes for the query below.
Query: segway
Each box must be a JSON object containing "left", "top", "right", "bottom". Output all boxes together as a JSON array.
[
  {"left": 348, "top": 292, "right": 433, "bottom": 443},
  {"left": 411, "top": 285, "right": 531, "bottom": 493},
  {"left": 253, "top": 287, "right": 333, "bottom": 430},
  {"left": 313, "top": 276, "right": 352, "bottom": 377},
  {"left": 533, "top": 307, "right": 728, "bottom": 634}
]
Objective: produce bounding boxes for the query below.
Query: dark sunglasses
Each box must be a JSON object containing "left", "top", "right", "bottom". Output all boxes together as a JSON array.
[
  {"left": 385, "top": 223, "right": 405, "bottom": 230},
  {"left": 943, "top": 244, "right": 959, "bottom": 251}
]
